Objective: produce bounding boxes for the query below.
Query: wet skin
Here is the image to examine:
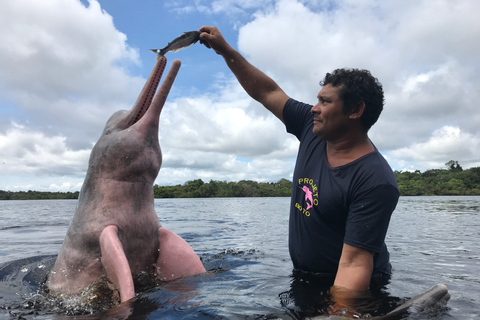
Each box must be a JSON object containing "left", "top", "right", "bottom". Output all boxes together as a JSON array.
[{"left": 46, "top": 57, "right": 205, "bottom": 303}]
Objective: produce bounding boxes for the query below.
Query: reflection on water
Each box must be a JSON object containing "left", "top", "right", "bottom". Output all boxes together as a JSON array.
[
  {"left": 0, "top": 196, "right": 479, "bottom": 319},
  {"left": 387, "top": 196, "right": 479, "bottom": 320}
]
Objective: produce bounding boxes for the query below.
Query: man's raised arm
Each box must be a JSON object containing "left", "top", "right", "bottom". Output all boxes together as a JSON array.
[{"left": 199, "top": 26, "right": 289, "bottom": 123}]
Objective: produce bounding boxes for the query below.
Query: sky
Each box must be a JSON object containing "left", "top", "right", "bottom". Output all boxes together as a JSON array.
[{"left": 1, "top": 0, "right": 479, "bottom": 192}]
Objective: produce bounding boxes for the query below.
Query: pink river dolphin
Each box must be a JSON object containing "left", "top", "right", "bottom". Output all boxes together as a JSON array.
[
  {"left": 46, "top": 57, "right": 205, "bottom": 305},
  {"left": 298, "top": 186, "right": 313, "bottom": 210}
]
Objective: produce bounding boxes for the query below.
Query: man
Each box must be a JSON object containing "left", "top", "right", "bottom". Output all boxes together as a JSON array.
[{"left": 199, "top": 26, "right": 399, "bottom": 316}]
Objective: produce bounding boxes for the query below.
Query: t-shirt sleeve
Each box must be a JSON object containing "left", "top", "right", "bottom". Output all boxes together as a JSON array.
[
  {"left": 344, "top": 183, "right": 399, "bottom": 253},
  {"left": 283, "top": 98, "right": 313, "bottom": 140}
]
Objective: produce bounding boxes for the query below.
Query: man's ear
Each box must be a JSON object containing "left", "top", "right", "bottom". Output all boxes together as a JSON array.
[{"left": 348, "top": 101, "right": 366, "bottom": 120}]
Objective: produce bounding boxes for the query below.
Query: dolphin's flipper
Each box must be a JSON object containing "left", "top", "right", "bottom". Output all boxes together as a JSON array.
[
  {"left": 155, "top": 227, "right": 206, "bottom": 281},
  {"left": 379, "top": 283, "right": 450, "bottom": 319},
  {"left": 307, "top": 284, "right": 450, "bottom": 320},
  {"left": 99, "top": 225, "right": 135, "bottom": 302}
]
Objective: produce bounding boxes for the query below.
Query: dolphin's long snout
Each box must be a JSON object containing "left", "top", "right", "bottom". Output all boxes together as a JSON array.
[{"left": 128, "top": 56, "right": 168, "bottom": 127}]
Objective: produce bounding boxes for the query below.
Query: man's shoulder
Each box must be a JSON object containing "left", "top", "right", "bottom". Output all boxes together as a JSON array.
[
  {"left": 345, "top": 151, "right": 398, "bottom": 188},
  {"left": 368, "top": 151, "right": 396, "bottom": 178},
  {"left": 285, "top": 97, "right": 312, "bottom": 108},
  {"left": 284, "top": 98, "right": 314, "bottom": 139},
  {"left": 284, "top": 98, "right": 313, "bottom": 118}
]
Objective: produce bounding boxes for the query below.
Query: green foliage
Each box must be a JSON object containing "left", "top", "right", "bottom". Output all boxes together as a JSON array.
[
  {"left": 0, "top": 190, "right": 79, "bottom": 200},
  {"left": 445, "top": 160, "right": 463, "bottom": 171},
  {"left": 153, "top": 178, "right": 292, "bottom": 198},
  {"left": 395, "top": 164, "right": 480, "bottom": 196},
  {"left": 2, "top": 162, "right": 479, "bottom": 199}
]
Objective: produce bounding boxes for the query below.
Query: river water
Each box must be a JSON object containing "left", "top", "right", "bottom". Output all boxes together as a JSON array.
[{"left": 0, "top": 196, "right": 478, "bottom": 319}]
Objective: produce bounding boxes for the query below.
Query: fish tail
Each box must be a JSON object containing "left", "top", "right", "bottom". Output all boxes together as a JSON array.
[{"left": 150, "top": 49, "right": 166, "bottom": 60}]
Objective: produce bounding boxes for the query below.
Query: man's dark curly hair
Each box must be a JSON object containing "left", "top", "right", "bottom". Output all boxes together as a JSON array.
[{"left": 320, "top": 68, "right": 384, "bottom": 131}]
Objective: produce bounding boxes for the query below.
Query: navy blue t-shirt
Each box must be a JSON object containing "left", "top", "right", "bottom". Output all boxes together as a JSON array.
[{"left": 283, "top": 98, "right": 399, "bottom": 275}]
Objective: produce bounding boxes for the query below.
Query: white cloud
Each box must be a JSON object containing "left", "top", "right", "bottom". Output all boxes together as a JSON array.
[
  {"left": 2, "top": 0, "right": 480, "bottom": 191},
  {"left": 159, "top": 76, "right": 295, "bottom": 157},
  {"left": 0, "top": 124, "right": 89, "bottom": 174},
  {"left": 0, "top": 0, "right": 145, "bottom": 190},
  {"left": 165, "top": 0, "right": 277, "bottom": 16},
  {"left": 155, "top": 77, "right": 299, "bottom": 186},
  {"left": 389, "top": 126, "right": 480, "bottom": 172},
  {"left": 49, "top": 182, "right": 84, "bottom": 192},
  {"left": 234, "top": 0, "right": 480, "bottom": 171},
  {"left": 0, "top": 0, "right": 144, "bottom": 145},
  {"left": 157, "top": 152, "right": 296, "bottom": 186},
  {"left": 0, "top": 124, "right": 90, "bottom": 191}
]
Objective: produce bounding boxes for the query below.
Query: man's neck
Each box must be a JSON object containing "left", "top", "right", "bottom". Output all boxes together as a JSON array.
[{"left": 326, "top": 134, "right": 374, "bottom": 168}]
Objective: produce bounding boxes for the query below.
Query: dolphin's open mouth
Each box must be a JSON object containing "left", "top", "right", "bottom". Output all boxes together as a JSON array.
[
  {"left": 131, "top": 104, "right": 147, "bottom": 126},
  {"left": 127, "top": 57, "right": 167, "bottom": 128}
]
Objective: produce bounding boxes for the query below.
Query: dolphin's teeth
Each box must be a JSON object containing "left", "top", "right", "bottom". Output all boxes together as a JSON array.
[{"left": 132, "top": 106, "right": 146, "bottom": 125}]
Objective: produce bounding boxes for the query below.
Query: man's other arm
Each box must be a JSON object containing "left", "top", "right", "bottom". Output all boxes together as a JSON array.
[
  {"left": 328, "top": 244, "right": 374, "bottom": 317},
  {"left": 334, "top": 243, "right": 373, "bottom": 290}
]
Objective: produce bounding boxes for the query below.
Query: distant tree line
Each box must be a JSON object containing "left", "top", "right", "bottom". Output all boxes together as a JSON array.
[
  {"left": 1, "top": 161, "right": 479, "bottom": 200},
  {"left": 395, "top": 161, "right": 480, "bottom": 196},
  {"left": 153, "top": 178, "right": 293, "bottom": 198},
  {"left": 0, "top": 190, "right": 79, "bottom": 200}
]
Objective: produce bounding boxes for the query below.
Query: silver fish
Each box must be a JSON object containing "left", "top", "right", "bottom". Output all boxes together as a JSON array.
[{"left": 150, "top": 31, "right": 201, "bottom": 60}]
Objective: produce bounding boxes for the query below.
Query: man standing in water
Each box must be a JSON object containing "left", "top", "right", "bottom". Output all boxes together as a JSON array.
[{"left": 199, "top": 26, "right": 399, "bottom": 316}]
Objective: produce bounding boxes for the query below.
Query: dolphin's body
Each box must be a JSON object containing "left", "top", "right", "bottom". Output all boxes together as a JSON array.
[
  {"left": 46, "top": 57, "right": 205, "bottom": 304},
  {"left": 308, "top": 284, "right": 450, "bottom": 320}
]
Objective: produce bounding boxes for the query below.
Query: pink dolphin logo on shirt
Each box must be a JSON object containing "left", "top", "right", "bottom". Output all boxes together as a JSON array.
[{"left": 298, "top": 186, "right": 313, "bottom": 210}]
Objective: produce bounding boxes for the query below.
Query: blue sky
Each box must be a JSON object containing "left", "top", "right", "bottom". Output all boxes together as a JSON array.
[
  {"left": 81, "top": 0, "right": 232, "bottom": 88},
  {"left": 1, "top": 0, "right": 480, "bottom": 191}
]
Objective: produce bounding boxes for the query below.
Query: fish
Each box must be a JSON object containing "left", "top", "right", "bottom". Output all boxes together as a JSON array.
[{"left": 150, "top": 31, "right": 201, "bottom": 60}]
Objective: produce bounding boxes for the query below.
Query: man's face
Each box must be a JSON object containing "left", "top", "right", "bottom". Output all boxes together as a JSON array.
[{"left": 311, "top": 84, "right": 349, "bottom": 141}]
